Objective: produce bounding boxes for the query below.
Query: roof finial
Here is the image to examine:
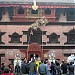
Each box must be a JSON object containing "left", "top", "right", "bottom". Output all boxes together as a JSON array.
[{"left": 32, "top": 0, "right": 38, "bottom": 10}]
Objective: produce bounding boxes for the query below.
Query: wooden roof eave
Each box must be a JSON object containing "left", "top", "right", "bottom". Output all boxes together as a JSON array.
[{"left": 0, "top": 4, "right": 75, "bottom": 8}]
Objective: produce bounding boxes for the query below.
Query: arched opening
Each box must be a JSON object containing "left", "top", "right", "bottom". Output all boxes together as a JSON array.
[
  {"left": 27, "top": 43, "right": 42, "bottom": 60},
  {"left": 31, "top": 9, "right": 38, "bottom": 14},
  {"left": 18, "top": 7, "right": 24, "bottom": 14},
  {"left": 44, "top": 8, "right": 51, "bottom": 15},
  {"left": 30, "top": 54, "right": 39, "bottom": 59}
]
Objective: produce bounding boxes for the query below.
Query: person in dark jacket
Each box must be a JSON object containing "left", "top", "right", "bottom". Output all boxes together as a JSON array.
[
  {"left": 38, "top": 60, "right": 47, "bottom": 75},
  {"left": 0, "top": 64, "right": 2, "bottom": 74},
  {"left": 21, "top": 60, "right": 28, "bottom": 74},
  {"left": 68, "top": 62, "right": 74, "bottom": 75},
  {"left": 56, "top": 62, "right": 61, "bottom": 75},
  {"left": 15, "top": 63, "right": 21, "bottom": 75},
  {"left": 51, "top": 62, "right": 56, "bottom": 75},
  {"left": 61, "top": 60, "right": 67, "bottom": 75},
  {"left": 29, "top": 59, "right": 36, "bottom": 75},
  {"left": 1, "top": 63, "right": 5, "bottom": 73}
]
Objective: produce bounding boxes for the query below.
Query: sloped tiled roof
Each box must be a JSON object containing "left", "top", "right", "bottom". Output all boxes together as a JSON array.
[{"left": 0, "top": 0, "right": 74, "bottom": 3}]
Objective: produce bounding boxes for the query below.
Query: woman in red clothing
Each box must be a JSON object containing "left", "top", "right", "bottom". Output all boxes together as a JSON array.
[{"left": 1, "top": 67, "right": 14, "bottom": 75}]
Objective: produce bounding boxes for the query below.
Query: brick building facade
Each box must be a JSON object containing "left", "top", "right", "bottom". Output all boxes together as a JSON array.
[{"left": 0, "top": 0, "right": 75, "bottom": 64}]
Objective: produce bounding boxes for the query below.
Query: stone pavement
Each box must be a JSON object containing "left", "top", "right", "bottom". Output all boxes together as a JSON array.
[
  {"left": 22, "top": 74, "right": 28, "bottom": 75},
  {"left": 13, "top": 73, "right": 28, "bottom": 75}
]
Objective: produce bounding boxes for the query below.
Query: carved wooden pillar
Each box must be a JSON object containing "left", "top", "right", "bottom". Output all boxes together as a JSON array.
[
  {"left": 51, "top": 8, "right": 56, "bottom": 21},
  {"left": 0, "top": 56, "right": 1, "bottom": 65},
  {"left": 0, "top": 54, "right": 5, "bottom": 65}
]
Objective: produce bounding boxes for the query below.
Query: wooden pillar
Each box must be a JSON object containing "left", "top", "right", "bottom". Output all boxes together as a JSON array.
[
  {"left": 0, "top": 55, "right": 1, "bottom": 65},
  {"left": 51, "top": 8, "right": 56, "bottom": 21},
  {"left": 13, "top": 7, "right": 16, "bottom": 18},
  {"left": 0, "top": 54, "right": 5, "bottom": 65}
]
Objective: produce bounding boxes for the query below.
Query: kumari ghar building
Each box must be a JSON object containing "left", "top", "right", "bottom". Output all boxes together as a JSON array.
[{"left": 0, "top": 0, "right": 75, "bottom": 64}]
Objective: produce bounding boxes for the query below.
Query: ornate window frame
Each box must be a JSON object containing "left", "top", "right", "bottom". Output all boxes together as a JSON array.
[
  {"left": 64, "top": 28, "right": 75, "bottom": 44},
  {"left": 44, "top": 8, "right": 51, "bottom": 15},
  {"left": 0, "top": 32, "right": 6, "bottom": 44},
  {"left": 47, "top": 32, "right": 60, "bottom": 44},
  {"left": 9, "top": 32, "right": 22, "bottom": 43},
  {"left": 31, "top": 9, "right": 38, "bottom": 14},
  {"left": 18, "top": 7, "right": 24, "bottom": 15}
]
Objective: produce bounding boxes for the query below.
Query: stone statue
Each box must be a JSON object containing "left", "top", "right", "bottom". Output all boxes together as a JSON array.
[{"left": 14, "top": 54, "right": 22, "bottom": 69}]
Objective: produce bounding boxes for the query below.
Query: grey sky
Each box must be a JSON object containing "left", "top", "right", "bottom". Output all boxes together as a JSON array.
[{"left": 0, "top": 0, "right": 74, "bottom": 3}]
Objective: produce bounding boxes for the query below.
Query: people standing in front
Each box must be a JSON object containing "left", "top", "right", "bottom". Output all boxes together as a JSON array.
[
  {"left": 38, "top": 60, "right": 47, "bottom": 75},
  {"left": 50, "top": 62, "right": 56, "bottom": 75},
  {"left": 15, "top": 63, "right": 21, "bottom": 75},
  {"left": 68, "top": 62, "right": 74, "bottom": 75},
  {"left": 29, "top": 59, "right": 37, "bottom": 75},
  {"left": 1, "top": 63, "right": 5, "bottom": 73},
  {"left": 56, "top": 62, "right": 61, "bottom": 75},
  {"left": 45, "top": 60, "right": 51, "bottom": 75},
  {"left": 61, "top": 60, "right": 67, "bottom": 75},
  {"left": 2, "top": 66, "right": 14, "bottom": 75},
  {"left": 21, "top": 60, "right": 28, "bottom": 75}
]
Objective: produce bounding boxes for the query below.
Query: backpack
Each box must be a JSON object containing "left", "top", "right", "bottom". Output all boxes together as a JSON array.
[{"left": 39, "top": 64, "right": 47, "bottom": 74}]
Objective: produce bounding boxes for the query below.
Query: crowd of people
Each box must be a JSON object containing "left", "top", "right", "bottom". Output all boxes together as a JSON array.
[{"left": 0, "top": 58, "right": 74, "bottom": 75}]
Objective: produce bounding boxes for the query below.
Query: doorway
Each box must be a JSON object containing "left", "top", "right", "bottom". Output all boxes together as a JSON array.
[
  {"left": 27, "top": 43, "right": 42, "bottom": 60},
  {"left": 30, "top": 53, "right": 39, "bottom": 60}
]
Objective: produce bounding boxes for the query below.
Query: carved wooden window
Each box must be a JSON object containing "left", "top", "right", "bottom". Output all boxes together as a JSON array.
[
  {"left": 18, "top": 7, "right": 24, "bottom": 14},
  {"left": 3, "top": 8, "right": 6, "bottom": 15},
  {"left": 0, "top": 36, "right": 3, "bottom": 44},
  {"left": 66, "top": 8, "right": 75, "bottom": 21},
  {"left": 44, "top": 8, "right": 51, "bottom": 15},
  {"left": 3, "top": 10, "right": 6, "bottom": 15},
  {"left": 0, "top": 7, "right": 3, "bottom": 20},
  {"left": 28, "top": 28, "right": 42, "bottom": 44},
  {"left": 64, "top": 28, "right": 75, "bottom": 44},
  {"left": 69, "top": 9, "right": 74, "bottom": 15},
  {"left": 64, "top": 54, "right": 71, "bottom": 57},
  {"left": 9, "top": 32, "right": 22, "bottom": 43},
  {"left": 47, "top": 33, "right": 60, "bottom": 43},
  {"left": 0, "top": 32, "right": 5, "bottom": 44},
  {"left": 8, "top": 7, "right": 14, "bottom": 19},
  {"left": 30, "top": 32, "right": 42, "bottom": 44},
  {"left": 31, "top": 9, "right": 38, "bottom": 14}
]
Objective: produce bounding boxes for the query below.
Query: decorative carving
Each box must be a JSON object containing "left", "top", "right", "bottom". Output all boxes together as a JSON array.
[
  {"left": 26, "top": 9, "right": 43, "bottom": 18},
  {"left": 31, "top": 17, "right": 48, "bottom": 30},
  {"left": 9, "top": 32, "right": 22, "bottom": 43},
  {"left": 64, "top": 28, "right": 75, "bottom": 44},
  {"left": 47, "top": 32, "right": 60, "bottom": 43}
]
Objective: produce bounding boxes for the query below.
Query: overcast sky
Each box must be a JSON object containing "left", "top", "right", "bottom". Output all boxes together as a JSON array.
[{"left": 0, "top": 0, "right": 74, "bottom": 3}]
